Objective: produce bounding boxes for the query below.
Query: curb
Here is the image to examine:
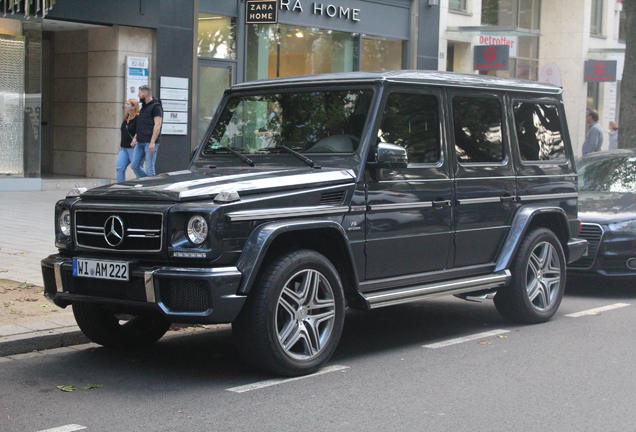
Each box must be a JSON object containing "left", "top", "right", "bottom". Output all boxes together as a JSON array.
[{"left": 0, "top": 326, "right": 89, "bottom": 357}]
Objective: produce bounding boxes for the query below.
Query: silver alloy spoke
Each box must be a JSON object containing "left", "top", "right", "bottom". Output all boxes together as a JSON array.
[
  {"left": 275, "top": 268, "right": 336, "bottom": 360},
  {"left": 526, "top": 242, "right": 561, "bottom": 310}
]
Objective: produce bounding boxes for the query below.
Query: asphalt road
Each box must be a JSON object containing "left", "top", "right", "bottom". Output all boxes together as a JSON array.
[{"left": 2, "top": 277, "right": 635, "bottom": 432}]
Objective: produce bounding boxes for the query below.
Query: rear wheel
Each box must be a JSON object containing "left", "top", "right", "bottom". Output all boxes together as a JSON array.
[
  {"left": 72, "top": 302, "right": 171, "bottom": 348},
  {"left": 233, "top": 249, "right": 345, "bottom": 376},
  {"left": 494, "top": 228, "right": 565, "bottom": 323}
]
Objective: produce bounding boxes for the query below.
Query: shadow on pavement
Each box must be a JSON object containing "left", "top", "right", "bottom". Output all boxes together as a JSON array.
[{"left": 566, "top": 275, "right": 636, "bottom": 300}]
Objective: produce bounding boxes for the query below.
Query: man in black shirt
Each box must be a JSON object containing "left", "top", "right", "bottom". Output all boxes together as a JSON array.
[{"left": 131, "top": 85, "right": 163, "bottom": 177}]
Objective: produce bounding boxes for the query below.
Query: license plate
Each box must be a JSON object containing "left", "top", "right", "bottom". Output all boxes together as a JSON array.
[{"left": 72, "top": 258, "right": 130, "bottom": 281}]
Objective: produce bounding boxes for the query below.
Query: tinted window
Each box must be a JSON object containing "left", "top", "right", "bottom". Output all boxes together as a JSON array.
[
  {"left": 578, "top": 154, "right": 636, "bottom": 192},
  {"left": 377, "top": 92, "right": 440, "bottom": 164},
  {"left": 452, "top": 96, "right": 503, "bottom": 163},
  {"left": 205, "top": 90, "right": 372, "bottom": 154},
  {"left": 514, "top": 102, "right": 565, "bottom": 161}
]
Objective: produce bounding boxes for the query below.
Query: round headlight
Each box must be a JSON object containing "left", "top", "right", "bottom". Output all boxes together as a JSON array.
[
  {"left": 59, "top": 209, "right": 71, "bottom": 236},
  {"left": 187, "top": 215, "right": 208, "bottom": 245}
]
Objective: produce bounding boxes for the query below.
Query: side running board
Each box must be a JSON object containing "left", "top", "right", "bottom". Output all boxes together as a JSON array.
[{"left": 361, "top": 270, "right": 511, "bottom": 309}]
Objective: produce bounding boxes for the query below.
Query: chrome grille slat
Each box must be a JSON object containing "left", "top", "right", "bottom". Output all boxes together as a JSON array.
[
  {"left": 74, "top": 210, "right": 163, "bottom": 252},
  {"left": 569, "top": 223, "right": 603, "bottom": 269}
]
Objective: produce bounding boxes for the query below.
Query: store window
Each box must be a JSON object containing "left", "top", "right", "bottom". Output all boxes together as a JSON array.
[
  {"left": 480, "top": 0, "right": 540, "bottom": 80},
  {"left": 449, "top": 0, "right": 467, "bottom": 12},
  {"left": 197, "top": 14, "right": 236, "bottom": 59},
  {"left": 591, "top": 0, "right": 603, "bottom": 36},
  {"left": 619, "top": 8, "right": 626, "bottom": 41},
  {"left": 361, "top": 36, "right": 404, "bottom": 71},
  {"left": 246, "top": 24, "right": 405, "bottom": 80},
  {"left": 0, "top": 18, "right": 41, "bottom": 177}
]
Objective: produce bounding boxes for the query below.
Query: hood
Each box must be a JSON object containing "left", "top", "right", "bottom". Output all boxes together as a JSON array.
[
  {"left": 578, "top": 191, "right": 636, "bottom": 223},
  {"left": 79, "top": 167, "right": 356, "bottom": 202}
]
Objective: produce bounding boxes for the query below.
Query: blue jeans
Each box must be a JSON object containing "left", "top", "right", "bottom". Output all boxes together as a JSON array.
[
  {"left": 116, "top": 147, "right": 135, "bottom": 182},
  {"left": 132, "top": 142, "right": 160, "bottom": 178}
]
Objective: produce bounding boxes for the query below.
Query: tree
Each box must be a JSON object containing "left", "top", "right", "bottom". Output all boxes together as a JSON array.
[{"left": 619, "top": 0, "right": 636, "bottom": 148}]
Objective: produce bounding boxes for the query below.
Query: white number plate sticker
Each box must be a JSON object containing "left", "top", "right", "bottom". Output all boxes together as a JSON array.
[{"left": 72, "top": 258, "right": 130, "bottom": 281}]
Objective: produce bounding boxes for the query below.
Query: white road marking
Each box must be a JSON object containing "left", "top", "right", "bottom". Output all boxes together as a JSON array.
[
  {"left": 423, "top": 329, "right": 510, "bottom": 349},
  {"left": 565, "top": 303, "right": 631, "bottom": 318},
  {"left": 37, "top": 425, "right": 87, "bottom": 432},
  {"left": 226, "top": 365, "right": 349, "bottom": 393}
]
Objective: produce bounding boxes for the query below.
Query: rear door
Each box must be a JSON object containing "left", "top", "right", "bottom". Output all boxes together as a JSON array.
[{"left": 449, "top": 90, "right": 517, "bottom": 270}]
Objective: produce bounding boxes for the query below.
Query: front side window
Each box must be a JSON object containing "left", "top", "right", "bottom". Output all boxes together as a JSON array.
[
  {"left": 204, "top": 89, "right": 373, "bottom": 155},
  {"left": 513, "top": 102, "right": 565, "bottom": 161},
  {"left": 452, "top": 96, "right": 504, "bottom": 163},
  {"left": 377, "top": 92, "right": 441, "bottom": 164}
]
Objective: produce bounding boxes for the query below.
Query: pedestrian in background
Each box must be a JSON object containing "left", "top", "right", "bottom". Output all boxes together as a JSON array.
[
  {"left": 582, "top": 109, "right": 603, "bottom": 155},
  {"left": 116, "top": 99, "right": 139, "bottom": 182},
  {"left": 132, "top": 85, "right": 163, "bottom": 177},
  {"left": 608, "top": 121, "right": 619, "bottom": 150}
]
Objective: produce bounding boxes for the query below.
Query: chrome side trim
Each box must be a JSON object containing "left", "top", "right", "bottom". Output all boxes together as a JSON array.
[
  {"left": 144, "top": 270, "right": 157, "bottom": 303},
  {"left": 363, "top": 270, "right": 510, "bottom": 309},
  {"left": 368, "top": 202, "right": 435, "bottom": 211},
  {"left": 227, "top": 205, "right": 349, "bottom": 222},
  {"left": 54, "top": 262, "right": 64, "bottom": 293},
  {"left": 518, "top": 193, "right": 578, "bottom": 201},
  {"left": 457, "top": 197, "right": 502, "bottom": 205}
]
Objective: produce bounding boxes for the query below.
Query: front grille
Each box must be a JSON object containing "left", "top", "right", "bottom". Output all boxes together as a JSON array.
[
  {"left": 159, "top": 279, "right": 210, "bottom": 312},
  {"left": 570, "top": 223, "right": 603, "bottom": 269},
  {"left": 75, "top": 210, "right": 163, "bottom": 252},
  {"left": 65, "top": 270, "right": 147, "bottom": 302}
]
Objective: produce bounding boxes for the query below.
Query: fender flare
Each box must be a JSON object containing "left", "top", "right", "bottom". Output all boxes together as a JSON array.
[
  {"left": 235, "top": 219, "right": 359, "bottom": 295},
  {"left": 495, "top": 204, "right": 571, "bottom": 273}
]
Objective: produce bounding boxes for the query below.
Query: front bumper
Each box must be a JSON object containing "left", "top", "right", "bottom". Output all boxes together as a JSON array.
[
  {"left": 567, "top": 238, "right": 588, "bottom": 264},
  {"left": 41, "top": 254, "right": 246, "bottom": 324}
]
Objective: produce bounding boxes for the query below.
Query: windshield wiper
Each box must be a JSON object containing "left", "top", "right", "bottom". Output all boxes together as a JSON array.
[
  {"left": 260, "top": 145, "right": 321, "bottom": 169},
  {"left": 203, "top": 146, "right": 255, "bottom": 167}
]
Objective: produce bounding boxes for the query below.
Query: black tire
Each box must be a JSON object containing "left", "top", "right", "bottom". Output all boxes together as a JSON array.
[
  {"left": 72, "top": 302, "right": 171, "bottom": 348},
  {"left": 233, "top": 249, "right": 345, "bottom": 376},
  {"left": 494, "top": 228, "right": 566, "bottom": 324}
]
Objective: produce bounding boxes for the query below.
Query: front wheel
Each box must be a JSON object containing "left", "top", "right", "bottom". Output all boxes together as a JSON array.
[
  {"left": 72, "top": 302, "right": 171, "bottom": 348},
  {"left": 494, "top": 228, "right": 566, "bottom": 324},
  {"left": 233, "top": 249, "right": 345, "bottom": 376}
]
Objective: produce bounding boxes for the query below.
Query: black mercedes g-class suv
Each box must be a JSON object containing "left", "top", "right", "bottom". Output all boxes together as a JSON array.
[{"left": 42, "top": 71, "right": 587, "bottom": 376}]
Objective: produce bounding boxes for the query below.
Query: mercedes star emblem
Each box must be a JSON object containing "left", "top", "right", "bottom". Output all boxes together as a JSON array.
[{"left": 104, "top": 215, "right": 125, "bottom": 247}]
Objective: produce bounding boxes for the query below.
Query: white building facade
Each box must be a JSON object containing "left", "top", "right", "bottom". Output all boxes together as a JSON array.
[{"left": 438, "top": 0, "right": 626, "bottom": 156}]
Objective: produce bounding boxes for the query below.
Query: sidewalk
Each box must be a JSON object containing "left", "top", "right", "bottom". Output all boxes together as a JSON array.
[{"left": 0, "top": 190, "right": 89, "bottom": 356}]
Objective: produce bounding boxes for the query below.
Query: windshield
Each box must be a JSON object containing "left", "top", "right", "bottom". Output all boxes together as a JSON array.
[
  {"left": 202, "top": 89, "right": 373, "bottom": 156},
  {"left": 578, "top": 154, "right": 636, "bottom": 192}
]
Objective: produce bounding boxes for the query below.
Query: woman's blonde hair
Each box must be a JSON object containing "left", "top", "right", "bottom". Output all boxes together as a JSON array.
[
  {"left": 124, "top": 99, "right": 140, "bottom": 121},
  {"left": 609, "top": 121, "right": 618, "bottom": 131}
]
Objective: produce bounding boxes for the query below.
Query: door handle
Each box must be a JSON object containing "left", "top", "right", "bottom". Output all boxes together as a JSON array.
[
  {"left": 500, "top": 195, "right": 516, "bottom": 203},
  {"left": 432, "top": 200, "right": 450, "bottom": 208}
]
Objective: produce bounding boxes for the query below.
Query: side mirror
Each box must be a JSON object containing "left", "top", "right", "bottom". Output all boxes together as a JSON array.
[{"left": 376, "top": 143, "right": 408, "bottom": 168}]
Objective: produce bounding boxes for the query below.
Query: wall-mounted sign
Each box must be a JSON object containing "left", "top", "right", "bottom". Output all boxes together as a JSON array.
[
  {"left": 160, "top": 76, "right": 189, "bottom": 136},
  {"left": 280, "top": 0, "right": 361, "bottom": 22},
  {"left": 246, "top": 0, "right": 278, "bottom": 23},
  {"left": 474, "top": 45, "right": 509, "bottom": 71},
  {"left": 125, "top": 56, "right": 149, "bottom": 101},
  {"left": 478, "top": 35, "right": 517, "bottom": 57},
  {"left": 584, "top": 60, "right": 617, "bottom": 82},
  {"left": 539, "top": 62, "right": 563, "bottom": 87}
]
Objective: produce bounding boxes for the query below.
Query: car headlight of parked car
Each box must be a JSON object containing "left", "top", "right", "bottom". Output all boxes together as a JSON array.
[
  {"left": 58, "top": 209, "right": 71, "bottom": 237},
  {"left": 607, "top": 219, "right": 636, "bottom": 232},
  {"left": 187, "top": 215, "right": 208, "bottom": 245}
]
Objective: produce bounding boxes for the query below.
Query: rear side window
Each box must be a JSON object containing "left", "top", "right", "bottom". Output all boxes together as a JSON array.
[
  {"left": 378, "top": 92, "right": 441, "bottom": 164},
  {"left": 513, "top": 102, "right": 565, "bottom": 161},
  {"left": 452, "top": 96, "right": 503, "bottom": 163}
]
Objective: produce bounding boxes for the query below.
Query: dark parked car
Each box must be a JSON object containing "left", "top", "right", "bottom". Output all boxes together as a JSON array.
[
  {"left": 569, "top": 149, "right": 636, "bottom": 277},
  {"left": 42, "top": 71, "right": 587, "bottom": 376}
]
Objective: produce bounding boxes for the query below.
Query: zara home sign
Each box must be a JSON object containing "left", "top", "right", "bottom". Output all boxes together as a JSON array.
[
  {"left": 246, "top": 0, "right": 279, "bottom": 24},
  {"left": 280, "top": 0, "right": 361, "bottom": 22}
]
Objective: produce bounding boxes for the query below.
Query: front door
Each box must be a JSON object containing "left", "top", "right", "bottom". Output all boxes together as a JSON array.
[{"left": 364, "top": 88, "right": 453, "bottom": 284}]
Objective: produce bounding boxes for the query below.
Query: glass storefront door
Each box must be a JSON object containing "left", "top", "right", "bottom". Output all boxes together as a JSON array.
[
  {"left": 0, "top": 34, "right": 26, "bottom": 174},
  {"left": 197, "top": 61, "right": 233, "bottom": 145}
]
